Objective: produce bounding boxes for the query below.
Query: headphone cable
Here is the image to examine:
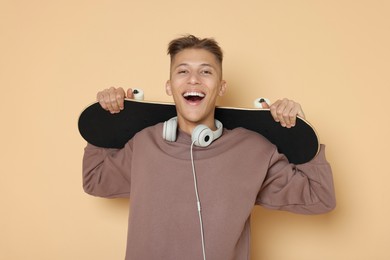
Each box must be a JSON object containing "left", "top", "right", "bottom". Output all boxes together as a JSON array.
[{"left": 190, "top": 140, "right": 207, "bottom": 260}]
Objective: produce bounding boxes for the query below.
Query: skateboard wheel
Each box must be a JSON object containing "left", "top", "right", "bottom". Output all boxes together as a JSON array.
[{"left": 133, "top": 89, "right": 144, "bottom": 100}]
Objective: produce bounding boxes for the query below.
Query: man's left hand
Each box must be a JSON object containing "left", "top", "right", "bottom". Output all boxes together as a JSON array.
[{"left": 262, "top": 98, "right": 306, "bottom": 128}]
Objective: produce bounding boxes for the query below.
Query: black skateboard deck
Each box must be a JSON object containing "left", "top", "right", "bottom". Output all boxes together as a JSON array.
[{"left": 78, "top": 99, "right": 319, "bottom": 164}]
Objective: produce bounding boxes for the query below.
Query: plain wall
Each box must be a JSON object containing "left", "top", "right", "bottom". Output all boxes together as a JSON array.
[{"left": 1, "top": 0, "right": 389, "bottom": 259}]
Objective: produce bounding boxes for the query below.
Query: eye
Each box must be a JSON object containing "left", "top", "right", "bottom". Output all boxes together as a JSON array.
[
  {"left": 201, "top": 70, "right": 212, "bottom": 75},
  {"left": 178, "top": 69, "right": 188, "bottom": 74}
]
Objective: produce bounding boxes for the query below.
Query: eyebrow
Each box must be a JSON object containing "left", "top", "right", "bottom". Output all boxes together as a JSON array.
[{"left": 174, "top": 63, "right": 216, "bottom": 70}]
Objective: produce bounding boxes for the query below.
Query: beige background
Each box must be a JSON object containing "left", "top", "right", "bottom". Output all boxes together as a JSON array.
[{"left": 1, "top": 0, "right": 389, "bottom": 259}]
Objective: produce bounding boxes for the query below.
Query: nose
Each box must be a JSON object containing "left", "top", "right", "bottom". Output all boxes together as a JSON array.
[{"left": 188, "top": 72, "right": 200, "bottom": 85}]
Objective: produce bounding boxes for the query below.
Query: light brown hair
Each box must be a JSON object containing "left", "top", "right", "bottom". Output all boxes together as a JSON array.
[{"left": 167, "top": 34, "right": 223, "bottom": 65}]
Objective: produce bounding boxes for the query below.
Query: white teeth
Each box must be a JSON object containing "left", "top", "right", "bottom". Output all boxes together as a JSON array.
[{"left": 183, "top": 92, "right": 205, "bottom": 97}]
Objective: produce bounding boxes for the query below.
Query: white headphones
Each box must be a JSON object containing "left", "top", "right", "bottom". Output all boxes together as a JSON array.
[{"left": 163, "top": 117, "right": 223, "bottom": 147}]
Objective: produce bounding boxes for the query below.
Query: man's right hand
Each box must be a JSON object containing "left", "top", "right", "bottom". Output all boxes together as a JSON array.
[{"left": 96, "top": 87, "right": 134, "bottom": 114}]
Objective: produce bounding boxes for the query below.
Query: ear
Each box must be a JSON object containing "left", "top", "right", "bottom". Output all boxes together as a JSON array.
[
  {"left": 218, "top": 80, "right": 227, "bottom": 96},
  {"left": 165, "top": 80, "right": 172, "bottom": 96}
]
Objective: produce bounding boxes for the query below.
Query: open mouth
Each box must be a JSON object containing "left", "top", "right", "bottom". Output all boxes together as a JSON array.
[{"left": 183, "top": 91, "right": 205, "bottom": 102}]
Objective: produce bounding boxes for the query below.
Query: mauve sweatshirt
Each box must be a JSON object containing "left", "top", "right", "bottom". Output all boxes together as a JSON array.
[{"left": 83, "top": 123, "right": 336, "bottom": 260}]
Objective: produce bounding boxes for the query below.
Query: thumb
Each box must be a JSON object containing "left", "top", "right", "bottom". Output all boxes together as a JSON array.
[
  {"left": 260, "top": 98, "right": 270, "bottom": 109},
  {"left": 254, "top": 98, "right": 271, "bottom": 109},
  {"left": 126, "top": 88, "right": 134, "bottom": 99}
]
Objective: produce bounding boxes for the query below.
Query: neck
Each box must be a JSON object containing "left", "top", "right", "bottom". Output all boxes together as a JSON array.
[{"left": 176, "top": 116, "right": 217, "bottom": 135}]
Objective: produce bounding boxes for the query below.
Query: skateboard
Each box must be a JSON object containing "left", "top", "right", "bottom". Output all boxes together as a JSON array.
[{"left": 78, "top": 99, "right": 319, "bottom": 164}]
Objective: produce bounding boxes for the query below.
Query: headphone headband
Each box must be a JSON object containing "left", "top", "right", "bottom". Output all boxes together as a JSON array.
[{"left": 163, "top": 117, "right": 223, "bottom": 147}]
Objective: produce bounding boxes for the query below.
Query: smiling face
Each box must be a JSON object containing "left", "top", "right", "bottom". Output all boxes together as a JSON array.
[{"left": 166, "top": 48, "right": 227, "bottom": 134}]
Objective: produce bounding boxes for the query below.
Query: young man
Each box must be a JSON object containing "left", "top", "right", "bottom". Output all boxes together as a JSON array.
[{"left": 83, "top": 35, "right": 336, "bottom": 260}]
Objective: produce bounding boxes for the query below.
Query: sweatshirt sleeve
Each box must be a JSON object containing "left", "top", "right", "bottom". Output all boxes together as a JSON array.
[
  {"left": 256, "top": 144, "right": 336, "bottom": 214},
  {"left": 82, "top": 141, "right": 133, "bottom": 199}
]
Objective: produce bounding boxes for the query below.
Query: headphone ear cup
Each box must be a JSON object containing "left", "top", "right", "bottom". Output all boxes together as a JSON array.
[
  {"left": 192, "top": 125, "right": 214, "bottom": 147},
  {"left": 163, "top": 117, "right": 178, "bottom": 142}
]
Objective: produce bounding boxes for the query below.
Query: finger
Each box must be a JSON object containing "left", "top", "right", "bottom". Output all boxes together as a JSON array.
[
  {"left": 282, "top": 99, "right": 296, "bottom": 128},
  {"left": 283, "top": 100, "right": 305, "bottom": 128},
  {"left": 109, "top": 87, "right": 125, "bottom": 113},
  {"left": 288, "top": 103, "right": 303, "bottom": 128},
  {"left": 103, "top": 88, "right": 115, "bottom": 113},
  {"left": 270, "top": 99, "right": 286, "bottom": 125},
  {"left": 97, "top": 91, "right": 109, "bottom": 111},
  {"left": 272, "top": 98, "right": 295, "bottom": 127},
  {"left": 117, "top": 88, "right": 126, "bottom": 111},
  {"left": 269, "top": 100, "right": 279, "bottom": 122},
  {"left": 100, "top": 87, "right": 116, "bottom": 113},
  {"left": 261, "top": 101, "right": 270, "bottom": 109},
  {"left": 126, "top": 88, "right": 134, "bottom": 99},
  {"left": 289, "top": 110, "right": 297, "bottom": 128}
]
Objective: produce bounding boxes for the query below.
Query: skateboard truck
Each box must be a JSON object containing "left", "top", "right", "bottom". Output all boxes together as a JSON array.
[{"left": 133, "top": 89, "right": 270, "bottom": 109}]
